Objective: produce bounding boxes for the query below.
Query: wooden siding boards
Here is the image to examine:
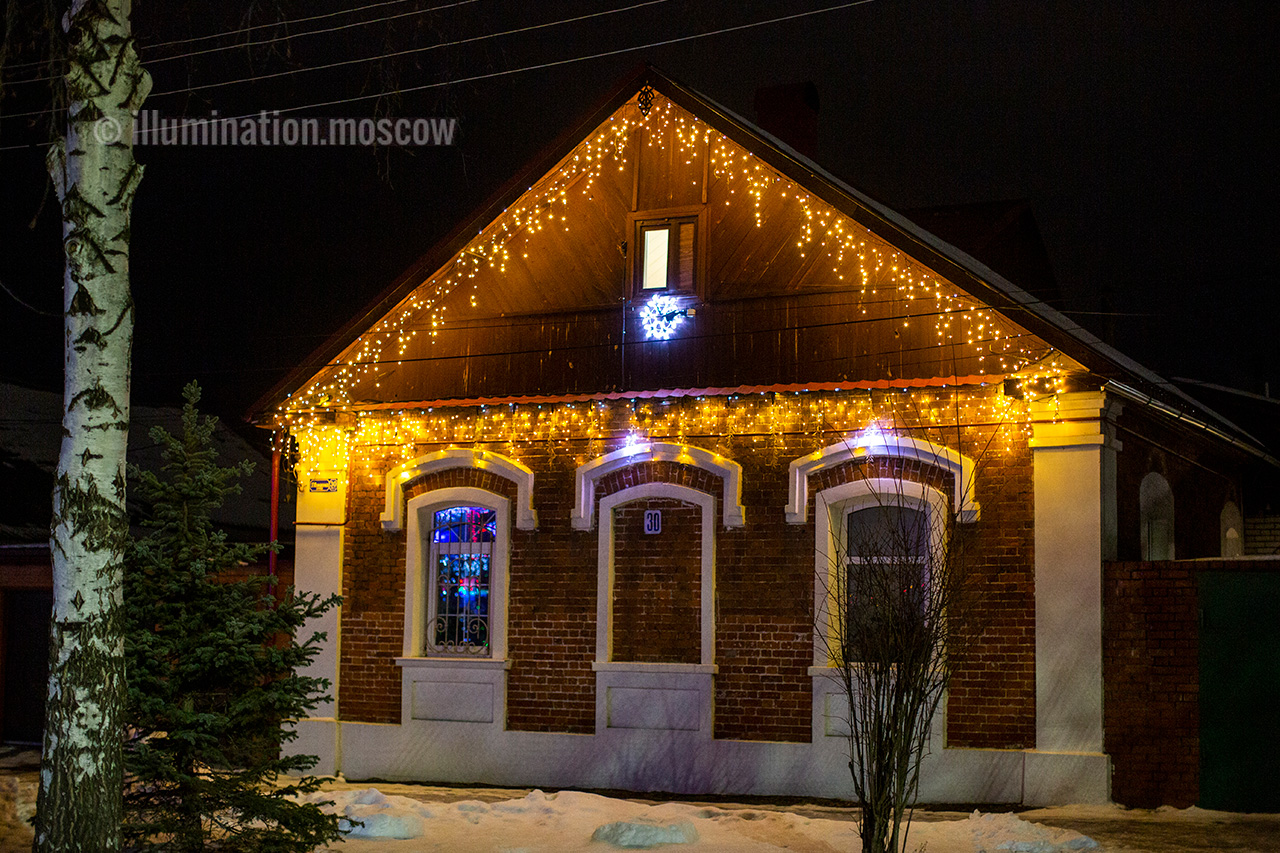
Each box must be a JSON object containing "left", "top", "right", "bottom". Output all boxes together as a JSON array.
[
  {"left": 249, "top": 67, "right": 1263, "bottom": 461},
  {"left": 317, "top": 106, "right": 1049, "bottom": 400}
]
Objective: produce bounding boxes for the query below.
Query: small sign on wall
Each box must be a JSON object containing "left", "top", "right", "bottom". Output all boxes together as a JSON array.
[
  {"left": 643, "top": 509, "right": 662, "bottom": 534},
  {"left": 309, "top": 477, "right": 340, "bottom": 493}
]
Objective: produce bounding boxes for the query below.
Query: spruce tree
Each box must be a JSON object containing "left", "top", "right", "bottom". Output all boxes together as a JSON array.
[{"left": 122, "top": 383, "right": 344, "bottom": 852}]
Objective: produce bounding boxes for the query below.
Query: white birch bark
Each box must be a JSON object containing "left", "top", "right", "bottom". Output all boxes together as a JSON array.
[{"left": 35, "top": 1, "right": 148, "bottom": 850}]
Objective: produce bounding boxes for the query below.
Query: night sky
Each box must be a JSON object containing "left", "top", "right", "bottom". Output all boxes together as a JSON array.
[{"left": 2, "top": 0, "right": 1277, "bottom": 424}]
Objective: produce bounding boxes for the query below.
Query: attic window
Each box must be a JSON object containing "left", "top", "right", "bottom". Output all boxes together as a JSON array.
[{"left": 635, "top": 216, "right": 697, "bottom": 294}]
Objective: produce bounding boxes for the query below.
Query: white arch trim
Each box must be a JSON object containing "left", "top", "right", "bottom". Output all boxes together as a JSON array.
[
  {"left": 786, "top": 431, "right": 980, "bottom": 524},
  {"left": 381, "top": 448, "right": 537, "bottom": 531},
  {"left": 812, "top": 477, "right": 951, "bottom": 667},
  {"left": 571, "top": 441, "right": 745, "bottom": 531},
  {"left": 597, "top": 483, "right": 717, "bottom": 667}
]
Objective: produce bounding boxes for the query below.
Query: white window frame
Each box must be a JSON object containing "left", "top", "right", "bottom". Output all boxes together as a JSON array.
[
  {"left": 402, "top": 486, "right": 510, "bottom": 661},
  {"left": 633, "top": 215, "right": 698, "bottom": 296},
  {"left": 595, "top": 482, "right": 716, "bottom": 670},
  {"left": 812, "top": 478, "right": 949, "bottom": 667}
]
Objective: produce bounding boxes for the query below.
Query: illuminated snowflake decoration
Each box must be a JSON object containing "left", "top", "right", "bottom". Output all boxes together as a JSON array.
[{"left": 640, "top": 294, "right": 687, "bottom": 340}]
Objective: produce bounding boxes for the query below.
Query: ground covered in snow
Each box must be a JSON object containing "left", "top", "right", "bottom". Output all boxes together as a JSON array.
[
  {"left": 303, "top": 786, "right": 1101, "bottom": 853},
  {"left": 1, "top": 749, "right": 1278, "bottom": 852}
]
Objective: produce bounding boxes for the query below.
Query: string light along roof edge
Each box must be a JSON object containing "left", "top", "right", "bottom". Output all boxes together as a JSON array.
[{"left": 243, "top": 64, "right": 1264, "bottom": 459}]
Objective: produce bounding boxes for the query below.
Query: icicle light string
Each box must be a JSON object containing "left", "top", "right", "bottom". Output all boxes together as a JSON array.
[
  {"left": 286, "top": 374, "right": 1065, "bottom": 479},
  {"left": 279, "top": 93, "right": 1067, "bottom": 472}
]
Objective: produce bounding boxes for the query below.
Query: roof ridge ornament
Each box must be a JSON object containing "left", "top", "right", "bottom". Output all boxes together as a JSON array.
[{"left": 637, "top": 85, "right": 655, "bottom": 116}]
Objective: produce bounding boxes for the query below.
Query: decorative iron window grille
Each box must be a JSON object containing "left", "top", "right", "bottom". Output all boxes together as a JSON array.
[{"left": 428, "top": 505, "right": 496, "bottom": 655}]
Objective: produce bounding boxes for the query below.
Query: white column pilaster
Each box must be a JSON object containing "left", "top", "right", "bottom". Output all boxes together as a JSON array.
[
  {"left": 1026, "top": 390, "right": 1121, "bottom": 804},
  {"left": 288, "top": 426, "right": 351, "bottom": 775}
]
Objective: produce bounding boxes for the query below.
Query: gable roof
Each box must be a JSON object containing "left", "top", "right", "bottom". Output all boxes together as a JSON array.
[{"left": 246, "top": 66, "right": 1268, "bottom": 461}]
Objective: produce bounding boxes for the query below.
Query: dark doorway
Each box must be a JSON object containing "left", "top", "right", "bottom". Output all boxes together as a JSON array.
[
  {"left": 1198, "top": 572, "right": 1280, "bottom": 811},
  {"left": 2, "top": 589, "right": 51, "bottom": 744}
]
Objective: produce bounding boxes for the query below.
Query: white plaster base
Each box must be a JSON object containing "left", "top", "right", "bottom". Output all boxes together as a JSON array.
[
  {"left": 286, "top": 717, "right": 341, "bottom": 777},
  {"left": 286, "top": 715, "right": 1109, "bottom": 805},
  {"left": 293, "top": 527, "right": 344, "bottom": 719},
  {"left": 1022, "top": 750, "right": 1111, "bottom": 805}
]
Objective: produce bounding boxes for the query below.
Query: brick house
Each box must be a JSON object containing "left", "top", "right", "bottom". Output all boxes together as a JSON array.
[{"left": 249, "top": 68, "right": 1276, "bottom": 806}]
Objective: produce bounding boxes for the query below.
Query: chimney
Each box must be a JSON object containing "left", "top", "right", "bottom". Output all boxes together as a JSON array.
[{"left": 753, "top": 81, "right": 820, "bottom": 160}]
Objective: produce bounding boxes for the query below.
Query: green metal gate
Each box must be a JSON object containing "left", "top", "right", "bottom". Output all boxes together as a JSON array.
[{"left": 1198, "top": 571, "right": 1280, "bottom": 811}]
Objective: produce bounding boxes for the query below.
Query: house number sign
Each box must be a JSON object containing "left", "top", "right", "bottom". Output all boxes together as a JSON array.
[{"left": 643, "top": 510, "right": 662, "bottom": 534}]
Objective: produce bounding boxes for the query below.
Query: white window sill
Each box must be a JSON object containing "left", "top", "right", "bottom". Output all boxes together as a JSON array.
[
  {"left": 592, "top": 661, "right": 717, "bottom": 675},
  {"left": 395, "top": 657, "right": 512, "bottom": 670}
]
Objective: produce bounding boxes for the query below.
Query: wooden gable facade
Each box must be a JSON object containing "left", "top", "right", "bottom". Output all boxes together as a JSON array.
[
  {"left": 256, "top": 69, "right": 1274, "bottom": 808},
  {"left": 263, "top": 73, "right": 1108, "bottom": 413}
]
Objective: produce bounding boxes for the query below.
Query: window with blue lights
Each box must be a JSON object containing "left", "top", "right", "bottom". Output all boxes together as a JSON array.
[{"left": 429, "top": 506, "right": 496, "bottom": 655}]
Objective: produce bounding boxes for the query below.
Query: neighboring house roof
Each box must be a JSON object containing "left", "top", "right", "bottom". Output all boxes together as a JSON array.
[
  {"left": 0, "top": 383, "right": 281, "bottom": 547},
  {"left": 247, "top": 66, "right": 1269, "bottom": 461}
]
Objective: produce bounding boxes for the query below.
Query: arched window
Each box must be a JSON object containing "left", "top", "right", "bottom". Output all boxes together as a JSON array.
[
  {"left": 1220, "top": 500, "right": 1243, "bottom": 558},
  {"left": 813, "top": 478, "right": 948, "bottom": 666},
  {"left": 843, "top": 502, "right": 931, "bottom": 662},
  {"left": 404, "top": 487, "right": 510, "bottom": 660},
  {"left": 1139, "top": 472, "right": 1175, "bottom": 561},
  {"left": 427, "top": 505, "right": 496, "bottom": 655}
]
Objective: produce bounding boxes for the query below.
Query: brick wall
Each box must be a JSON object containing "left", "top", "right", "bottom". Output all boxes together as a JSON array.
[
  {"left": 503, "top": 455, "right": 598, "bottom": 733},
  {"left": 1104, "top": 557, "right": 1280, "bottom": 808},
  {"left": 332, "top": 406, "right": 1040, "bottom": 749},
  {"left": 611, "top": 498, "right": 702, "bottom": 663},
  {"left": 709, "top": 456, "right": 811, "bottom": 742},
  {"left": 945, "top": 439, "right": 1037, "bottom": 749},
  {"left": 1244, "top": 515, "right": 1280, "bottom": 556},
  {"left": 1103, "top": 560, "right": 1199, "bottom": 807}
]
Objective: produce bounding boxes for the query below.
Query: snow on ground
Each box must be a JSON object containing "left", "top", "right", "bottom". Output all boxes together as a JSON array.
[
  {"left": 2, "top": 752, "right": 1278, "bottom": 853},
  {"left": 302, "top": 787, "right": 1098, "bottom": 853}
]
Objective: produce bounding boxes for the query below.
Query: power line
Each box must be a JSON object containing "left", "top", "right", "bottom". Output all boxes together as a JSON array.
[
  {"left": 0, "top": 276, "right": 60, "bottom": 317},
  {"left": 147, "top": 0, "right": 482, "bottom": 65},
  {"left": 0, "top": 1, "right": 873, "bottom": 125},
  {"left": 4, "top": 0, "right": 485, "bottom": 85},
  {"left": 150, "top": 0, "right": 457, "bottom": 50},
  {"left": 0, "top": 0, "right": 437, "bottom": 73},
  {"left": 157, "top": 0, "right": 876, "bottom": 108},
  {"left": 306, "top": 316, "right": 1037, "bottom": 372},
  {"left": 147, "top": 0, "right": 673, "bottom": 97}
]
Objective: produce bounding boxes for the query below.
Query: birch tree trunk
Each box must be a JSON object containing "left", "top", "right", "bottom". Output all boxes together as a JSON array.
[{"left": 35, "top": 1, "right": 148, "bottom": 850}]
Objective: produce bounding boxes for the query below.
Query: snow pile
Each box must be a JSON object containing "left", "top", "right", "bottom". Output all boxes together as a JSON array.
[
  {"left": 0, "top": 774, "right": 36, "bottom": 851},
  {"left": 296, "top": 788, "right": 843, "bottom": 850},
  {"left": 591, "top": 817, "right": 699, "bottom": 848},
  {"left": 966, "top": 811, "right": 1098, "bottom": 852},
  {"left": 304, "top": 787, "right": 429, "bottom": 839},
  {"left": 292, "top": 786, "right": 1110, "bottom": 852}
]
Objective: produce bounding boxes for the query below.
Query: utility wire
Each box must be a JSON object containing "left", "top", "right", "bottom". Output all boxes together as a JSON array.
[
  {"left": 147, "top": 0, "right": 480, "bottom": 65},
  {"left": 0, "top": 0, "right": 444, "bottom": 73},
  {"left": 4, "top": 0, "right": 486, "bottom": 85},
  {"left": 157, "top": 0, "right": 874, "bottom": 106},
  {"left": 0, "top": 276, "right": 60, "bottom": 317},
  {"left": 0, "top": 1, "right": 872, "bottom": 126},
  {"left": 148, "top": 0, "right": 673, "bottom": 97}
]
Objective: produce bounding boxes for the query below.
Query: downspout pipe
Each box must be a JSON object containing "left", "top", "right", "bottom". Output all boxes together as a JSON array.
[{"left": 269, "top": 440, "right": 281, "bottom": 581}]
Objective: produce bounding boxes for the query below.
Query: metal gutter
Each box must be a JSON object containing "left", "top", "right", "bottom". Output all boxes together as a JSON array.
[{"left": 1105, "top": 380, "right": 1280, "bottom": 468}]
